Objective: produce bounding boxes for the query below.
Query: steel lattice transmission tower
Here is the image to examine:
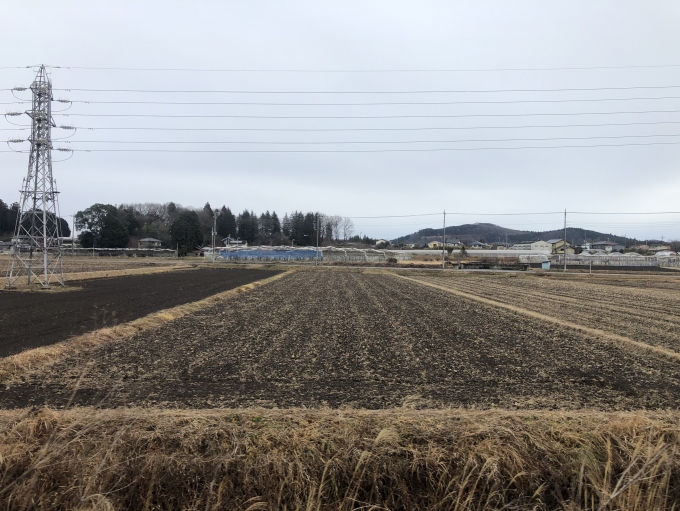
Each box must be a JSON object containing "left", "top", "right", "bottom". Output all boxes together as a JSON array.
[{"left": 7, "top": 65, "right": 64, "bottom": 288}]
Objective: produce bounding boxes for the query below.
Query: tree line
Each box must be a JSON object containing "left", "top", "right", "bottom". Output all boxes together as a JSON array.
[
  {"left": 0, "top": 199, "right": 71, "bottom": 240},
  {"left": 72, "top": 202, "right": 357, "bottom": 255}
]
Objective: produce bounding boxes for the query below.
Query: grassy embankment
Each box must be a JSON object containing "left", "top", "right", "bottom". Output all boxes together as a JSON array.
[{"left": 0, "top": 407, "right": 678, "bottom": 510}]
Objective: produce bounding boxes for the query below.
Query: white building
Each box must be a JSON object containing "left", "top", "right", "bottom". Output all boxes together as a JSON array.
[{"left": 510, "top": 241, "right": 552, "bottom": 251}]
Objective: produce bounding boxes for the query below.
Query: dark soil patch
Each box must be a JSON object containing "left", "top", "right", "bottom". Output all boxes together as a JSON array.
[
  {"left": 4, "top": 271, "right": 680, "bottom": 410},
  {"left": 0, "top": 268, "right": 281, "bottom": 358}
]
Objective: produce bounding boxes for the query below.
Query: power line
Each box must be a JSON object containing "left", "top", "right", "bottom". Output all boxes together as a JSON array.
[
  {"left": 34, "top": 64, "right": 680, "bottom": 72},
  {"left": 36, "top": 134, "right": 680, "bottom": 145},
  {"left": 47, "top": 95, "right": 680, "bottom": 106},
  {"left": 5, "top": 121, "right": 680, "bottom": 134},
  {"left": 54, "top": 109, "right": 680, "bottom": 119},
  {"left": 21, "top": 140, "right": 680, "bottom": 152},
  {"left": 349, "top": 213, "right": 442, "bottom": 218},
  {"left": 571, "top": 211, "right": 680, "bottom": 215},
  {"left": 49, "top": 85, "right": 680, "bottom": 94},
  {"left": 58, "top": 120, "right": 680, "bottom": 132}
]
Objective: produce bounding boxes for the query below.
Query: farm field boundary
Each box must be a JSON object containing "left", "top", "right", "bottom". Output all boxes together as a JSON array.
[
  {"left": 0, "top": 270, "right": 291, "bottom": 383},
  {"left": 395, "top": 273, "right": 680, "bottom": 362},
  {"left": 3, "top": 263, "right": 195, "bottom": 289},
  {"left": 0, "top": 406, "right": 677, "bottom": 510}
]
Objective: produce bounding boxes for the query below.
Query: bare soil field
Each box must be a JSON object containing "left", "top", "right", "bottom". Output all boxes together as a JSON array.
[
  {"left": 4, "top": 270, "right": 680, "bottom": 410},
  {"left": 0, "top": 267, "right": 281, "bottom": 357},
  {"left": 410, "top": 272, "right": 680, "bottom": 354}
]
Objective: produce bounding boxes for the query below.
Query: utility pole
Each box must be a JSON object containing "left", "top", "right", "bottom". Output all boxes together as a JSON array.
[
  {"left": 316, "top": 214, "right": 320, "bottom": 266},
  {"left": 7, "top": 65, "right": 64, "bottom": 288},
  {"left": 68, "top": 214, "right": 75, "bottom": 256},
  {"left": 212, "top": 211, "right": 217, "bottom": 263},
  {"left": 442, "top": 209, "right": 446, "bottom": 269},
  {"left": 563, "top": 209, "right": 567, "bottom": 272}
]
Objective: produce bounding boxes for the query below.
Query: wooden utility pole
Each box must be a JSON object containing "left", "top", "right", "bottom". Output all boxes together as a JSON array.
[
  {"left": 442, "top": 210, "right": 446, "bottom": 269},
  {"left": 563, "top": 209, "right": 567, "bottom": 272}
]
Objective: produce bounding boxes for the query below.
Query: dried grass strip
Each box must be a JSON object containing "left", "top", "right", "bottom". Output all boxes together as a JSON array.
[
  {"left": 395, "top": 273, "right": 680, "bottom": 362},
  {"left": 0, "top": 407, "right": 679, "bottom": 510},
  {"left": 0, "top": 270, "right": 292, "bottom": 383}
]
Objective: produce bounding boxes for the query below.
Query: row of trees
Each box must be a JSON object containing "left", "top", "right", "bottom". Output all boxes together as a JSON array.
[
  {"left": 72, "top": 201, "right": 357, "bottom": 254},
  {"left": 1, "top": 199, "right": 71, "bottom": 240},
  {"left": 0, "top": 200, "right": 19, "bottom": 238}
]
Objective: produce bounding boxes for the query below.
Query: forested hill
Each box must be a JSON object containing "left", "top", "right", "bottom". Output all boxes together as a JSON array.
[{"left": 392, "top": 223, "right": 635, "bottom": 246}]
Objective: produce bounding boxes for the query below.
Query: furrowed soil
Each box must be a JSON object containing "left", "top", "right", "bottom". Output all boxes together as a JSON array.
[
  {"left": 4, "top": 270, "right": 680, "bottom": 410},
  {"left": 0, "top": 267, "right": 281, "bottom": 357},
  {"left": 409, "top": 272, "right": 680, "bottom": 354}
]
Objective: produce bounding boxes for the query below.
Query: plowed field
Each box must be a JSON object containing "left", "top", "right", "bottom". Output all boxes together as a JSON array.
[
  {"left": 4, "top": 270, "right": 680, "bottom": 410},
  {"left": 409, "top": 272, "right": 680, "bottom": 354}
]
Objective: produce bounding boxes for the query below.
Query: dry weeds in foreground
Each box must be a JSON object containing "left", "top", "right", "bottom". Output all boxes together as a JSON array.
[
  {"left": 0, "top": 270, "right": 291, "bottom": 383},
  {"left": 0, "top": 407, "right": 678, "bottom": 510}
]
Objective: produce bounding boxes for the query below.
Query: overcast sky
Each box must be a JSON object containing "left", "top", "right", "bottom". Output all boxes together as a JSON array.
[{"left": 1, "top": 1, "right": 680, "bottom": 241}]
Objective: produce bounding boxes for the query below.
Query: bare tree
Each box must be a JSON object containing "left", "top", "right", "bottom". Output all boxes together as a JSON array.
[
  {"left": 341, "top": 217, "right": 354, "bottom": 242},
  {"left": 323, "top": 215, "right": 341, "bottom": 241}
]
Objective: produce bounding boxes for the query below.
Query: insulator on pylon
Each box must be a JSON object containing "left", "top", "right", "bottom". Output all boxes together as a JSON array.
[
  {"left": 6, "top": 112, "right": 23, "bottom": 116},
  {"left": 7, "top": 139, "right": 25, "bottom": 143},
  {"left": 12, "top": 87, "right": 27, "bottom": 91},
  {"left": 56, "top": 147, "right": 73, "bottom": 152},
  {"left": 56, "top": 99, "right": 70, "bottom": 103},
  {"left": 58, "top": 125, "right": 75, "bottom": 130}
]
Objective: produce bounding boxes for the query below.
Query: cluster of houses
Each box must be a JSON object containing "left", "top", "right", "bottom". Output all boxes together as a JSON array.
[
  {"left": 509, "top": 239, "right": 674, "bottom": 255},
  {"left": 376, "top": 237, "right": 677, "bottom": 256}
]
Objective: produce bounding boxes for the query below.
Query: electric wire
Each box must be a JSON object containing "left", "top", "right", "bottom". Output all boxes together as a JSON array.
[
  {"left": 52, "top": 109, "right": 680, "bottom": 119},
  {"left": 46, "top": 96, "right": 680, "bottom": 106},
  {"left": 53, "top": 121, "right": 680, "bottom": 132},
  {"left": 49, "top": 85, "right": 680, "bottom": 94},
  {"left": 35, "top": 133, "right": 680, "bottom": 145},
  {"left": 20, "top": 140, "right": 680, "bottom": 152},
  {"left": 37, "top": 63, "right": 680, "bottom": 72}
]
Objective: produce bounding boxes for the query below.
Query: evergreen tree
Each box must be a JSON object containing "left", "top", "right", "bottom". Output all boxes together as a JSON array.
[
  {"left": 237, "top": 210, "right": 258, "bottom": 243},
  {"left": 75, "top": 203, "right": 130, "bottom": 248},
  {"left": 216, "top": 205, "right": 237, "bottom": 239},
  {"left": 170, "top": 210, "right": 204, "bottom": 255},
  {"left": 282, "top": 213, "right": 291, "bottom": 237},
  {"left": 271, "top": 212, "right": 281, "bottom": 234}
]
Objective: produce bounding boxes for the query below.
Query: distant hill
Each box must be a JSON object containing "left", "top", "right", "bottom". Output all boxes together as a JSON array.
[{"left": 392, "top": 222, "right": 648, "bottom": 247}]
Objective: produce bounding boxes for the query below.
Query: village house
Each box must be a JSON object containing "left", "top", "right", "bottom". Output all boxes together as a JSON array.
[
  {"left": 509, "top": 241, "right": 552, "bottom": 251},
  {"left": 591, "top": 241, "right": 625, "bottom": 252},
  {"left": 546, "top": 239, "right": 575, "bottom": 254},
  {"left": 427, "top": 238, "right": 462, "bottom": 249}
]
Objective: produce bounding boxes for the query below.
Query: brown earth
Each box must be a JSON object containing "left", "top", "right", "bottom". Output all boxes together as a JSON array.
[
  {"left": 0, "top": 267, "right": 281, "bottom": 358},
  {"left": 409, "top": 272, "right": 680, "bottom": 354},
  {"left": 3, "top": 270, "right": 680, "bottom": 410}
]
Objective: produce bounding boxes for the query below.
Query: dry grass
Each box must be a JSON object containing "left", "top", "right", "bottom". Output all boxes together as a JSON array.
[
  {"left": 0, "top": 271, "right": 292, "bottom": 383},
  {"left": 0, "top": 407, "right": 678, "bottom": 510}
]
